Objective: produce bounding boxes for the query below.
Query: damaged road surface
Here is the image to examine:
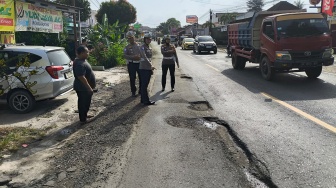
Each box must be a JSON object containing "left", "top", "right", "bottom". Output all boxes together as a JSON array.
[
  {"left": 1, "top": 63, "right": 260, "bottom": 187},
  {"left": 2, "top": 43, "right": 335, "bottom": 188}
]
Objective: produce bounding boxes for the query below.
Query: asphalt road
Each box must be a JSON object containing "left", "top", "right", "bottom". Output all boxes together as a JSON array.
[
  {"left": 163, "top": 44, "right": 336, "bottom": 187},
  {"left": 5, "top": 42, "right": 334, "bottom": 188}
]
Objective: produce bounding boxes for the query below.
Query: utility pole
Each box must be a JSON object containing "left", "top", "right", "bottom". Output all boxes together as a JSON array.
[
  {"left": 209, "top": 9, "right": 212, "bottom": 36},
  {"left": 72, "top": 0, "right": 78, "bottom": 51}
]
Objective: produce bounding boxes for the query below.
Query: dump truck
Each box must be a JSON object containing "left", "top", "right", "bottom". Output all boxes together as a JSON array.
[{"left": 227, "top": 10, "right": 334, "bottom": 80}]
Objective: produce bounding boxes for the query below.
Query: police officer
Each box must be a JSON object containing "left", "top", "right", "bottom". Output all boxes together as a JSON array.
[
  {"left": 139, "top": 33, "right": 155, "bottom": 105},
  {"left": 124, "top": 31, "right": 142, "bottom": 97},
  {"left": 161, "top": 37, "right": 179, "bottom": 92}
]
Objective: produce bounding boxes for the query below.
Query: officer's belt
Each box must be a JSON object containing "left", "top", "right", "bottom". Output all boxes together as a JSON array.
[
  {"left": 129, "top": 60, "right": 140, "bottom": 63},
  {"left": 163, "top": 57, "right": 174, "bottom": 59}
]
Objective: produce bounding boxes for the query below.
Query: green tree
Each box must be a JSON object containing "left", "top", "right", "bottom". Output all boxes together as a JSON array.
[
  {"left": 96, "top": 0, "right": 136, "bottom": 26},
  {"left": 156, "top": 22, "right": 169, "bottom": 35},
  {"left": 86, "top": 14, "right": 127, "bottom": 68},
  {"left": 156, "top": 18, "right": 181, "bottom": 35},
  {"left": 166, "top": 18, "right": 181, "bottom": 33},
  {"left": 247, "top": 0, "right": 264, "bottom": 12},
  {"left": 56, "top": 0, "right": 91, "bottom": 21},
  {"left": 220, "top": 13, "right": 238, "bottom": 25},
  {"left": 294, "top": 0, "right": 304, "bottom": 9},
  {"left": 202, "top": 21, "right": 215, "bottom": 28}
]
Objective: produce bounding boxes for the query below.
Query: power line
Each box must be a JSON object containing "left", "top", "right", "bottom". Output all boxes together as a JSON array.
[
  {"left": 189, "top": 0, "right": 232, "bottom": 6},
  {"left": 88, "top": 0, "right": 100, "bottom": 9},
  {"left": 93, "top": 0, "right": 101, "bottom": 8}
]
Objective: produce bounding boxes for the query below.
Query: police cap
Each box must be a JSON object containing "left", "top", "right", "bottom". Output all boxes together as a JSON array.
[
  {"left": 144, "top": 33, "right": 151, "bottom": 39},
  {"left": 126, "top": 31, "right": 135, "bottom": 38}
]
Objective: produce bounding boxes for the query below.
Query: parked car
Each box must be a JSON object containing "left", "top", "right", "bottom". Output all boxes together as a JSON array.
[
  {"left": 193, "top": 35, "right": 217, "bottom": 54},
  {"left": 178, "top": 35, "right": 189, "bottom": 46},
  {"left": 0, "top": 44, "right": 74, "bottom": 113},
  {"left": 181, "top": 38, "right": 195, "bottom": 50}
]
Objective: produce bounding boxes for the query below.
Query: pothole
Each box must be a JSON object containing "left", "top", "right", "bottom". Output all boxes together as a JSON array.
[
  {"left": 188, "top": 101, "right": 212, "bottom": 111},
  {"left": 166, "top": 116, "right": 197, "bottom": 129},
  {"left": 165, "top": 116, "right": 277, "bottom": 187},
  {"left": 203, "top": 117, "right": 277, "bottom": 188},
  {"left": 180, "top": 74, "right": 192, "bottom": 79}
]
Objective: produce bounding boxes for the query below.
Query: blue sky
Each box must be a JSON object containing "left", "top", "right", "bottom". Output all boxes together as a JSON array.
[{"left": 89, "top": 0, "right": 317, "bottom": 28}]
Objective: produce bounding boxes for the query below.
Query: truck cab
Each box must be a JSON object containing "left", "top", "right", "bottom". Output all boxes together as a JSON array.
[{"left": 228, "top": 11, "right": 334, "bottom": 80}]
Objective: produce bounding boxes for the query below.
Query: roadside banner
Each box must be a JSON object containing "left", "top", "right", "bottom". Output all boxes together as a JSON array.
[
  {"left": 15, "top": 1, "right": 63, "bottom": 33},
  {"left": 322, "top": 0, "right": 334, "bottom": 16},
  {"left": 0, "top": 31, "right": 15, "bottom": 44},
  {"left": 186, "top": 15, "right": 198, "bottom": 24},
  {"left": 0, "top": 0, "right": 15, "bottom": 31}
]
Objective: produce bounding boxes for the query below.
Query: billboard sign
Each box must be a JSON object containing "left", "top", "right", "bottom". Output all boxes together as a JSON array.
[
  {"left": 322, "top": 0, "right": 334, "bottom": 16},
  {"left": 15, "top": 2, "right": 63, "bottom": 33},
  {"left": 0, "top": 0, "right": 15, "bottom": 32},
  {"left": 186, "top": 15, "right": 198, "bottom": 24}
]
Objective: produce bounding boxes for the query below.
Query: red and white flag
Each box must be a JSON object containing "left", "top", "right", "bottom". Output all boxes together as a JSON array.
[{"left": 322, "top": 0, "right": 334, "bottom": 16}]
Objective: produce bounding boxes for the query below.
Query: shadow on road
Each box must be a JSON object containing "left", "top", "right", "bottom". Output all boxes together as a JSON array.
[
  {"left": 0, "top": 98, "right": 69, "bottom": 125},
  {"left": 221, "top": 65, "right": 336, "bottom": 101}
]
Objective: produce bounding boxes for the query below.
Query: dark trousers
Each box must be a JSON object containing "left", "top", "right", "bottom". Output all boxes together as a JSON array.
[
  {"left": 140, "top": 69, "right": 152, "bottom": 103},
  {"left": 127, "top": 62, "right": 141, "bottom": 94},
  {"left": 162, "top": 64, "right": 175, "bottom": 89},
  {"left": 76, "top": 90, "right": 92, "bottom": 122}
]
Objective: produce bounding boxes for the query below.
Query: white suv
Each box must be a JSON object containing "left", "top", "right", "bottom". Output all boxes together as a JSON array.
[{"left": 0, "top": 44, "right": 74, "bottom": 113}]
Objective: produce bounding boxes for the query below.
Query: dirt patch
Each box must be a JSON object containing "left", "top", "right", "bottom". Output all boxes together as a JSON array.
[{"left": 0, "top": 66, "right": 133, "bottom": 186}]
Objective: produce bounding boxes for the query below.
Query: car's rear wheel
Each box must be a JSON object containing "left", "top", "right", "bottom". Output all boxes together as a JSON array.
[
  {"left": 8, "top": 90, "right": 36, "bottom": 113},
  {"left": 305, "top": 66, "right": 322, "bottom": 79}
]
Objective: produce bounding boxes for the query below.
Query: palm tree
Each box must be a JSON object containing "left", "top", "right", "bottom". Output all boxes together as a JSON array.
[
  {"left": 202, "top": 21, "right": 215, "bottom": 28},
  {"left": 247, "top": 0, "right": 264, "bottom": 12},
  {"left": 220, "top": 13, "right": 238, "bottom": 25},
  {"left": 294, "top": 0, "right": 304, "bottom": 9}
]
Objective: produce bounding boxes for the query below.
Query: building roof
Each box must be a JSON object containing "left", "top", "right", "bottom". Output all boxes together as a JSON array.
[{"left": 267, "top": 1, "right": 300, "bottom": 11}]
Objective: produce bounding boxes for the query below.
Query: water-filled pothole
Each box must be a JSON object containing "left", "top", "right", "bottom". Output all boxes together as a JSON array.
[
  {"left": 180, "top": 74, "right": 192, "bottom": 79},
  {"left": 188, "top": 101, "right": 212, "bottom": 111}
]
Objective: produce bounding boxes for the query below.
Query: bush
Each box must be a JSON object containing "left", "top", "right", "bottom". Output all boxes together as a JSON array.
[{"left": 87, "top": 40, "right": 127, "bottom": 68}]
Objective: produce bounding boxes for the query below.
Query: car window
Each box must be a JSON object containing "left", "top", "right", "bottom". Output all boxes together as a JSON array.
[
  {"left": 198, "top": 36, "right": 214, "bottom": 42},
  {"left": 0, "top": 51, "right": 41, "bottom": 67},
  {"left": 0, "top": 51, "right": 42, "bottom": 75},
  {"left": 185, "top": 38, "right": 194, "bottom": 42},
  {"left": 47, "top": 50, "right": 71, "bottom": 66}
]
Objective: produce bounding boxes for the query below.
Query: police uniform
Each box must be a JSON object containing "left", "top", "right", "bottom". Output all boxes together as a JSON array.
[
  {"left": 123, "top": 32, "right": 142, "bottom": 96},
  {"left": 161, "top": 38, "right": 179, "bottom": 92},
  {"left": 139, "top": 34, "right": 155, "bottom": 105}
]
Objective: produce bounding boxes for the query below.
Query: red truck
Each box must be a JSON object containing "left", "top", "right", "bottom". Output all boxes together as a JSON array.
[{"left": 227, "top": 10, "right": 334, "bottom": 80}]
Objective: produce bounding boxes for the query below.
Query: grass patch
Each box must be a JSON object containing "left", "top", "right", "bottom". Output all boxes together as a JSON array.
[{"left": 0, "top": 127, "right": 47, "bottom": 154}]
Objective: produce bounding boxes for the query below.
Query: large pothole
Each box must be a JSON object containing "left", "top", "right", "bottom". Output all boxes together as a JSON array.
[
  {"left": 166, "top": 116, "right": 277, "bottom": 188},
  {"left": 188, "top": 101, "right": 213, "bottom": 111}
]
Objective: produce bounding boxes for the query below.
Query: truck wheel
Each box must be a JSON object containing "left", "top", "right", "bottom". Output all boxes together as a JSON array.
[
  {"left": 8, "top": 90, "right": 36, "bottom": 113},
  {"left": 305, "top": 66, "right": 322, "bottom": 79},
  {"left": 260, "top": 57, "right": 274, "bottom": 81},
  {"left": 232, "top": 53, "right": 246, "bottom": 70}
]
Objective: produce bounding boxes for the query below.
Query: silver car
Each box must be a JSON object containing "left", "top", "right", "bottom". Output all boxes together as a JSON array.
[{"left": 0, "top": 45, "right": 74, "bottom": 113}]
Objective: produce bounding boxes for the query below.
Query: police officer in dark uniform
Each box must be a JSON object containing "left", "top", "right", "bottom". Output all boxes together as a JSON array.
[
  {"left": 139, "top": 33, "right": 155, "bottom": 105},
  {"left": 161, "top": 37, "right": 179, "bottom": 92},
  {"left": 123, "top": 31, "right": 142, "bottom": 97}
]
